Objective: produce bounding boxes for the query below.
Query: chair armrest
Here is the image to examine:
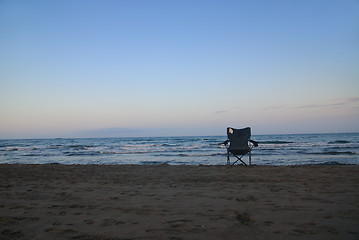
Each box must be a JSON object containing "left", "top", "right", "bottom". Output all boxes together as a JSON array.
[
  {"left": 222, "top": 140, "right": 229, "bottom": 146},
  {"left": 249, "top": 139, "right": 259, "bottom": 147}
]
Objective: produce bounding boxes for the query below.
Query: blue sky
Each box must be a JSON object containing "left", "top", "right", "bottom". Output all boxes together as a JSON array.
[{"left": 1, "top": 0, "right": 358, "bottom": 138}]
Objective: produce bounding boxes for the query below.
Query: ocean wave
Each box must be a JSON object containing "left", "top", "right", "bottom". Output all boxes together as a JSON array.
[
  {"left": 65, "top": 151, "right": 101, "bottom": 156},
  {"left": 139, "top": 161, "right": 168, "bottom": 165},
  {"left": 322, "top": 151, "right": 356, "bottom": 155},
  {"left": 121, "top": 144, "right": 160, "bottom": 148},
  {"left": 23, "top": 153, "right": 55, "bottom": 157},
  {"left": 49, "top": 145, "right": 64, "bottom": 149},
  {"left": 317, "top": 161, "right": 349, "bottom": 166},
  {"left": 0, "top": 144, "right": 11, "bottom": 148},
  {"left": 99, "top": 150, "right": 158, "bottom": 155},
  {"left": 328, "top": 140, "right": 350, "bottom": 144},
  {"left": 153, "top": 153, "right": 227, "bottom": 157},
  {"left": 161, "top": 143, "right": 180, "bottom": 147},
  {"left": 259, "top": 141, "right": 294, "bottom": 144},
  {"left": 172, "top": 161, "right": 191, "bottom": 164},
  {"left": 328, "top": 146, "right": 358, "bottom": 150},
  {"left": 99, "top": 150, "right": 121, "bottom": 155},
  {"left": 298, "top": 151, "right": 356, "bottom": 155},
  {"left": 118, "top": 151, "right": 151, "bottom": 154},
  {"left": 68, "top": 145, "right": 97, "bottom": 150},
  {"left": 1, "top": 147, "right": 38, "bottom": 151}
]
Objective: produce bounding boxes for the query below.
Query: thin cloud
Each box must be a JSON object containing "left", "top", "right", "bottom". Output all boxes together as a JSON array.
[
  {"left": 262, "top": 105, "right": 287, "bottom": 111},
  {"left": 262, "top": 97, "right": 359, "bottom": 111},
  {"left": 331, "top": 97, "right": 359, "bottom": 103},
  {"left": 294, "top": 97, "right": 359, "bottom": 110},
  {"left": 294, "top": 102, "right": 345, "bottom": 110}
]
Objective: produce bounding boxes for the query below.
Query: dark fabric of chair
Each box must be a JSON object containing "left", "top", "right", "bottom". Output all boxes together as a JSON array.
[{"left": 225, "top": 127, "right": 258, "bottom": 165}]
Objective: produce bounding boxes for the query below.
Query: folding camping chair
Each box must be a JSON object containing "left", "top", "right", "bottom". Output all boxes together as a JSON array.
[{"left": 224, "top": 127, "right": 258, "bottom": 165}]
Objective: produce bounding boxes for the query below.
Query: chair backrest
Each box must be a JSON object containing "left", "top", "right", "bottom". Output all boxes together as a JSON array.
[{"left": 227, "top": 127, "right": 251, "bottom": 151}]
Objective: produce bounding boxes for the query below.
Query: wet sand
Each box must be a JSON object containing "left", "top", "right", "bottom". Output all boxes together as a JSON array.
[{"left": 0, "top": 164, "right": 358, "bottom": 239}]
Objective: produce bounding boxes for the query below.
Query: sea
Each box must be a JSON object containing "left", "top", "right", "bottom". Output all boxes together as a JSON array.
[{"left": 0, "top": 133, "right": 358, "bottom": 166}]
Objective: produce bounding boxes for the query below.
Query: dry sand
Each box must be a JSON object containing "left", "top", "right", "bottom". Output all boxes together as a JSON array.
[{"left": 0, "top": 164, "right": 358, "bottom": 240}]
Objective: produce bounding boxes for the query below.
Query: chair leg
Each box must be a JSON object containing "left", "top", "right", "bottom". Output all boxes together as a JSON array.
[
  {"left": 227, "top": 149, "right": 230, "bottom": 165},
  {"left": 249, "top": 151, "right": 251, "bottom": 166},
  {"left": 232, "top": 154, "right": 247, "bottom": 166}
]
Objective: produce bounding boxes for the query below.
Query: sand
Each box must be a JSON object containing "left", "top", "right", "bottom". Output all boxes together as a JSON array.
[{"left": 0, "top": 164, "right": 358, "bottom": 240}]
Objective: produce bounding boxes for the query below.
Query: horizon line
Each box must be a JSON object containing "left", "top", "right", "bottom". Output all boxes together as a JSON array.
[{"left": 1, "top": 131, "right": 358, "bottom": 141}]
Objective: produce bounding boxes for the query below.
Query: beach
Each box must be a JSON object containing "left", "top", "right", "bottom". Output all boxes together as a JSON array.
[{"left": 1, "top": 164, "right": 358, "bottom": 239}]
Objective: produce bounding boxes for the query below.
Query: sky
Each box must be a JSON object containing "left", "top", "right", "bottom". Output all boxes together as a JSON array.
[{"left": 1, "top": 0, "right": 359, "bottom": 139}]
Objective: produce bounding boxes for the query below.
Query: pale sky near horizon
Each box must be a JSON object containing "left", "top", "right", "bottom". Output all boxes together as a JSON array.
[{"left": 1, "top": 0, "right": 359, "bottom": 139}]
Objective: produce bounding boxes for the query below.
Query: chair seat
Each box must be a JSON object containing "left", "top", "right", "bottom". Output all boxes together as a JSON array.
[{"left": 229, "top": 149, "right": 249, "bottom": 155}]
